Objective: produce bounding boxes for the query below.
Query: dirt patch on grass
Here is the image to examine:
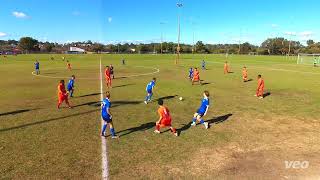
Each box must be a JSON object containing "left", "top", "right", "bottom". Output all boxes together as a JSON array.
[{"left": 158, "top": 115, "right": 320, "bottom": 179}]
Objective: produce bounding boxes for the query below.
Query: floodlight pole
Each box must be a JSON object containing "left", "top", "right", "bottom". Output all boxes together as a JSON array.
[{"left": 176, "top": 3, "right": 183, "bottom": 65}]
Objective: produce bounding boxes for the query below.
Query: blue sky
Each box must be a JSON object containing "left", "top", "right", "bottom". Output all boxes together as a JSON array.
[{"left": 0, "top": 0, "right": 319, "bottom": 45}]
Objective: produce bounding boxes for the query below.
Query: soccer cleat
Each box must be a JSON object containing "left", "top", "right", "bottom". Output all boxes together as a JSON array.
[
  {"left": 154, "top": 130, "right": 160, "bottom": 134},
  {"left": 174, "top": 132, "right": 178, "bottom": 137},
  {"left": 111, "top": 135, "right": 119, "bottom": 139},
  {"left": 259, "top": 96, "right": 264, "bottom": 99},
  {"left": 254, "top": 94, "right": 257, "bottom": 97},
  {"left": 204, "top": 122, "right": 209, "bottom": 129},
  {"left": 101, "top": 133, "right": 106, "bottom": 137},
  {"left": 191, "top": 122, "right": 196, "bottom": 126},
  {"left": 144, "top": 101, "right": 148, "bottom": 104}
]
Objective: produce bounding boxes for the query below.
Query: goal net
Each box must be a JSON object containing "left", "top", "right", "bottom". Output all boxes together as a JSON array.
[{"left": 297, "top": 53, "right": 320, "bottom": 65}]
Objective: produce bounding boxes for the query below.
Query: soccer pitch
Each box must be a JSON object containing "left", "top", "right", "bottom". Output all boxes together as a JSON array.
[{"left": 1, "top": 54, "right": 320, "bottom": 179}]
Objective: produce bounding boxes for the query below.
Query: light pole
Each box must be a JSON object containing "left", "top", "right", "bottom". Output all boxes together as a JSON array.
[
  {"left": 160, "top": 22, "right": 165, "bottom": 54},
  {"left": 176, "top": 2, "right": 183, "bottom": 65}
]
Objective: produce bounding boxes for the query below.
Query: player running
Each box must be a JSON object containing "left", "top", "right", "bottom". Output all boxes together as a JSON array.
[
  {"left": 101, "top": 91, "right": 118, "bottom": 138},
  {"left": 105, "top": 66, "right": 112, "bottom": 88},
  {"left": 192, "top": 68, "right": 201, "bottom": 85},
  {"left": 154, "top": 99, "right": 178, "bottom": 136},
  {"left": 224, "top": 61, "right": 229, "bottom": 74},
  {"left": 67, "top": 61, "right": 72, "bottom": 70},
  {"left": 191, "top": 91, "right": 210, "bottom": 129},
  {"left": 201, "top": 60, "right": 206, "bottom": 70},
  {"left": 34, "top": 60, "right": 40, "bottom": 75},
  {"left": 57, "top": 80, "right": 72, "bottom": 109},
  {"left": 144, "top": 78, "right": 156, "bottom": 104},
  {"left": 110, "top": 64, "right": 114, "bottom": 79},
  {"left": 67, "top": 75, "right": 76, "bottom": 98},
  {"left": 242, "top": 66, "right": 248, "bottom": 82},
  {"left": 122, "top": 58, "right": 125, "bottom": 65},
  {"left": 255, "top": 74, "right": 265, "bottom": 99},
  {"left": 188, "top": 67, "right": 193, "bottom": 80}
]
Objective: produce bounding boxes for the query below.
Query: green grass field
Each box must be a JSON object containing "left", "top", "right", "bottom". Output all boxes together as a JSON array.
[{"left": 1, "top": 54, "right": 320, "bottom": 179}]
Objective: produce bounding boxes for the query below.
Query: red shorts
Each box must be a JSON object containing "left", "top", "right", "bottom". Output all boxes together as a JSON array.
[
  {"left": 159, "top": 118, "right": 172, "bottom": 127},
  {"left": 58, "top": 94, "right": 68, "bottom": 103}
]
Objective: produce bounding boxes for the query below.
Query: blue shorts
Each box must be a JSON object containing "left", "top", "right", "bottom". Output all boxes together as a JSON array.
[
  {"left": 67, "top": 87, "right": 73, "bottom": 91},
  {"left": 147, "top": 89, "right": 153, "bottom": 94},
  {"left": 196, "top": 110, "right": 205, "bottom": 117},
  {"left": 102, "top": 116, "right": 112, "bottom": 123}
]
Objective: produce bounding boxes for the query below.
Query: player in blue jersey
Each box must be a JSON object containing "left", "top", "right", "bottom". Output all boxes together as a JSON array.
[
  {"left": 191, "top": 90, "right": 210, "bottom": 129},
  {"left": 201, "top": 60, "right": 206, "bottom": 70},
  {"left": 144, "top": 78, "right": 156, "bottom": 104},
  {"left": 34, "top": 60, "right": 40, "bottom": 75},
  {"left": 67, "top": 75, "right": 75, "bottom": 98},
  {"left": 101, "top": 91, "right": 118, "bottom": 138},
  {"left": 188, "top": 67, "right": 193, "bottom": 80}
]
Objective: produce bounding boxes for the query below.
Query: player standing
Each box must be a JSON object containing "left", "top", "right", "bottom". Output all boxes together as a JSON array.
[
  {"left": 192, "top": 68, "right": 201, "bottom": 85},
  {"left": 201, "top": 60, "right": 206, "bottom": 70},
  {"left": 122, "top": 59, "right": 125, "bottom": 65},
  {"left": 67, "top": 75, "right": 76, "bottom": 98},
  {"left": 105, "top": 66, "right": 112, "bottom": 88},
  {"left": 67, "top": 60, "right": 72, "bottom": 70},
  {"left": 57, "top": 80, "right": 72, "bottom": 109},
  {"left": 255, "top": 75, "right": 265, "bottom": 99},
  {"left": 154, "top": 99, "right": 178, "bottom": 136},
  {"left": 101, "top": 91, "right": 118, "bottom": 138},
  {"left": 188, "top": 67, "right": 193, "bottom": 80},
  {"left": 242, "top": 66, "right": 248, "bottom": 82},
  {"left": 144, "top": 78, "right": 156, "bottom": 104},
  {"left": 191, "top": 91, "right": 210, "bottom": 129},
  {"left": 224, "top": 61, "right": 229, "bottom": 74},
  {"left": 110, "top": 64, "right": 114, "bottom": 79},
  {"left": 34, "top": 60, "right": 40, "bottom": 75}
]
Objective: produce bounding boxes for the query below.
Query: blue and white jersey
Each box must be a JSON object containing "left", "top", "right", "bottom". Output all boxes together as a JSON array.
[
  {"left": 35, "top": 62, "right": 39, "bottom": 69},
  {"left": 198, "top": 97, "right": 210, "bottom": 114},
  {"left": 101, "top": 98, "right": 111, "bottom": 118},
  {"left": 146, "top": 80, "right": 156, "bottom": 91},
  {"left": 67, "top": 79, "right": 74, "bottom": 90},
  {"left": 202, "top": 60, "right": 206, "bottom": 67},
  {"left": 189, "top": 69, "right": 193, "bottom": 76}
]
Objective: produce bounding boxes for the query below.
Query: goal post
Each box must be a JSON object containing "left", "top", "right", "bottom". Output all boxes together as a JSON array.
[{"left": 297, "top": 53, "right": 320, "bottom": 65}]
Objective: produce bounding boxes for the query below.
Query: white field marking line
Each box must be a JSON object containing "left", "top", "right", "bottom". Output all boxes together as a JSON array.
[
  {"left": 184, "top": 59, "right": 320, "bottom": 75},
  {"left": 31, "top": 66, "right": 160, "bottom": 80},
  {"left": 100, "top": 57, "right": 109, "bottom": 180}
]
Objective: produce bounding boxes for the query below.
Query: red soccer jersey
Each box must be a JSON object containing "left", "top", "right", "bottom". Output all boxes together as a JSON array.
[
  {"left": 58, "top": 83, "right": 66, "bottom": 96},
  {"left": 158, "top": 106, "right": 172, "bottom": 126},
  {"left": 257, "top": 78, "right": 265, "bottom": 90},
  {"left": 105, "top": 68, "right": 110, "bottom": 77}
]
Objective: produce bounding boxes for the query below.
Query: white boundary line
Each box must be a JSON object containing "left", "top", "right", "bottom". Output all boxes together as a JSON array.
[
  {"left": 100, "top": 57, "right": 109, "bottom": 180},
  {"left": 31, "top": 66, "right": 160, "bottom": 79}
]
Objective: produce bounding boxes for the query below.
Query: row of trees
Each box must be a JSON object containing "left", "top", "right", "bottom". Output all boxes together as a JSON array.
[{"left": 1, "top": 37, "right": 320, "bottom": 55}]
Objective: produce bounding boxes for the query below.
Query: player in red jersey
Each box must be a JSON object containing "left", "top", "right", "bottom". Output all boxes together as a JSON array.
[
  {"left": 154, "top": 99, "right": 178, "bottom": 136},
  {"left": 192, "top": 68, "right": 201, "bottom": 85},
  {"left": 57, "top": 80, "right": 72, "bottom": 109},
  {"left": 105, "top": 66, "right": 112, "bottom": 88},
  {"left": 67, "top": 60, "right": 72, "bottom": 70}
]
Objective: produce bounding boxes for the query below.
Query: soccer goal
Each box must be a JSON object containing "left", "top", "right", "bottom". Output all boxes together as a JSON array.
[{"left": 297, "top": 53, "right": 320, "bottom": 65}]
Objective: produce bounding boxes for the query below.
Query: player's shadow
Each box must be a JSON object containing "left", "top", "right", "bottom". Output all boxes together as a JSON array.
[
  {"left": 155, "top": 95, "right": 178, "bottom": 101},
  {"left": 263, "top": 92, "right": 271, "bottom": 98},
  {"left": 205, "top": 113, "right": 233, "bottom": 126},
  {"left": 112, "top": 101, "right": 142, "bottom": 108},
  {"left": 73, "top": 101, "right": 101, "bottom": 107},
  {"left": 0, "top": 109, "right": 37, "bottom": 117},
  {"left": 113, "top": 83, "right": 134, "bottom": 88},
  {"left": 201, "top": 82, "right": 211, "bottom": 86},
  {"left": 110, "top": 122, "right": 155, "bottom": 137},
  {"left": 177, "top": 122, "right": 193, "bottom": 133},
  {"left": 0, "top": 109, "right": 99, "bottom": 132},
  {"left": 77, "top": 93, "right": 101, "bottom": 98},
  {"left": 247, "top": 79, "right": 253, "bottom": 82}
]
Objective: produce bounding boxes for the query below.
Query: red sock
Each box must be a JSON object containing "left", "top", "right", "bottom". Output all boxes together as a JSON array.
[{"left": 156, "top": 124, "right": 160, "bottom": 131}]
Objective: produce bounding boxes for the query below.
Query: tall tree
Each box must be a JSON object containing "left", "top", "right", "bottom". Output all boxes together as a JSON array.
[{"left": 18, "top": 37, "right": 39, "bottom": 53}]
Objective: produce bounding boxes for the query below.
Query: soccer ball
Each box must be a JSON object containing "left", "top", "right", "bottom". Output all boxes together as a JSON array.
[{"left": 179, "top": 97, "right": 183, "bottom": 101}]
